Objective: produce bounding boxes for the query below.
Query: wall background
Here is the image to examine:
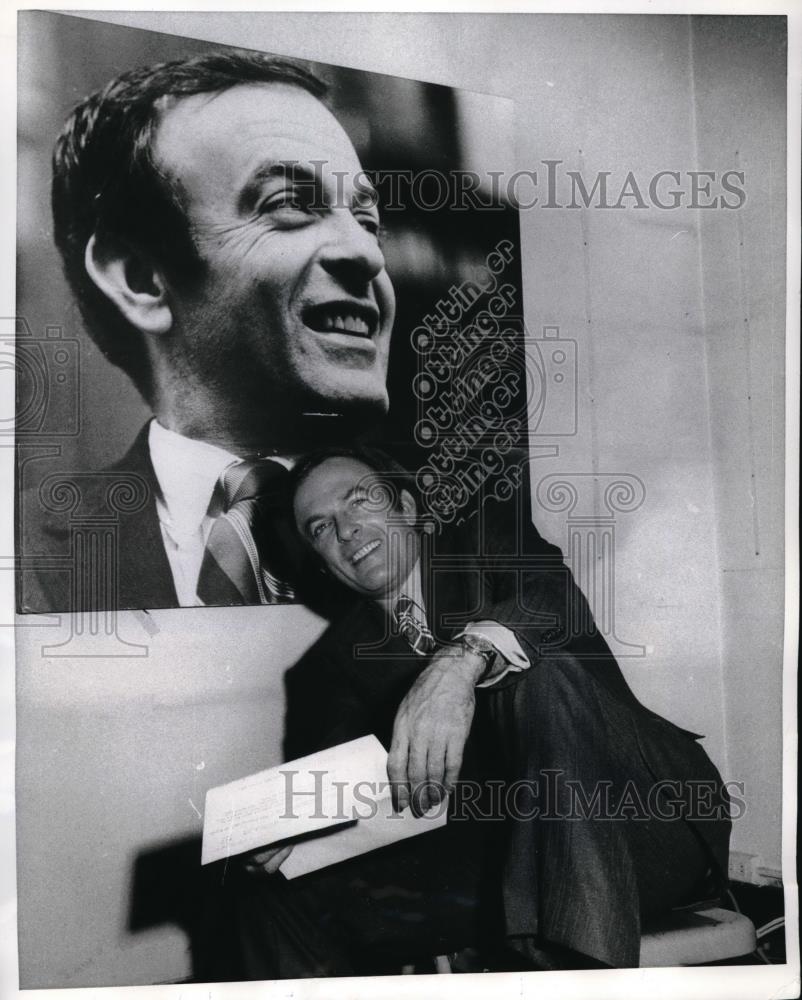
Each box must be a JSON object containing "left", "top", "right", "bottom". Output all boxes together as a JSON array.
[{"left": 14, "top": 11, "right": 787, "bottom": 988}]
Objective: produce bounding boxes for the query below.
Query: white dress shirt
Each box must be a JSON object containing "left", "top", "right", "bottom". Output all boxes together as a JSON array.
[
  {"left": 148, "top": 421, "right": 532, "bottom": 682},
  {"left": 147, "top": 420, "right": 294, "bottom": 605}
]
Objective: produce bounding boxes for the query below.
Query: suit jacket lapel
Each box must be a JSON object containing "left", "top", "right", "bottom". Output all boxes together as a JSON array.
[
  {"left": 423, "top": 523, "right": 481, "bottom": 645},
  {"left": 110, "top": 423, "right": 178, "bottom": 610}
]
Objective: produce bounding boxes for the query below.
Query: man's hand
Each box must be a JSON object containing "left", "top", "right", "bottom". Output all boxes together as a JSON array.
[
  {"left": 241, "top": 844, "right": 294, "bottom": 877},
  {"left": 387, "top": 645, "right": 485, "bottom": 815}
]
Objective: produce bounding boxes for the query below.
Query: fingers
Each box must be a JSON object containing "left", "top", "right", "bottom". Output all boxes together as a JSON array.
[
  {"left": 443, "top": 738, "right": 464, "bottom": 795},
  {"left": 390, "top": 662, "right": 475, "bottom": 814},
  {"left": 387, "top": 728, "right": 410, "bottom": 813},
  {"left": 242, "top": 844, "right": 294, "bottom": 877},
  {"left": 422, "top": 741, "right": 448, "bottom": 813},
  {"left": 407, "top": 743, "right": 455, "bottom": 816},
  {"left": 407, "top": 744, "right": 430, "bottom": 816},
  {"left": 249, "top": 848, "right": 275, "bottom": 866},
  {"left": 265, "top": 845, "right": 293, "bottom": 874}
]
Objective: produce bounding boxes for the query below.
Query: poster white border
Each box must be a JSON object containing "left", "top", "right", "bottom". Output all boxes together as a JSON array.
[{"left": 1, "top": 3, "right": 798, "bottom": 1000}]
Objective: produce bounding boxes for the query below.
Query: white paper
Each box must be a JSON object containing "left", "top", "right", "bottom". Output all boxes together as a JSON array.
[
  {"left": 280, "top": 794, "right": 448, "bottom": 879},
  {"left": 201, "top": 735, "right": 445, "bottom": 869}
]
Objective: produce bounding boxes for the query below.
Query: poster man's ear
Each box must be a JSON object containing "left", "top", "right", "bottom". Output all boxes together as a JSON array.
[{"left": 84, "top": 233, "right": 173, "bottom": 336}]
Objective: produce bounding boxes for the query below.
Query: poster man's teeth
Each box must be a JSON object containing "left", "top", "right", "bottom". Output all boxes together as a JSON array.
[{"left": 322, "top": 313, "right": 370, "bottom": 334}]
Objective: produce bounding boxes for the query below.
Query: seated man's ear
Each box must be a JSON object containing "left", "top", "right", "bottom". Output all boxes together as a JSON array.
[
  {"left": 399, "top": 488, "right": 418, "bottom": 523},
  {"left": 84, "top": 233, "right": 173, "bottom": 336}
]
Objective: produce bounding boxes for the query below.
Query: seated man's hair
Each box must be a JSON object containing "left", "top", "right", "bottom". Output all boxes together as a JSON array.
[
  {"left": 290, "top": 445, "right": 420, "bottom": 524},
  {"left": 51, "top": 50, "right": 327, "bottom": 400},
  {"left": 286, "top": 445, "right": 421, "bottom": 613}
]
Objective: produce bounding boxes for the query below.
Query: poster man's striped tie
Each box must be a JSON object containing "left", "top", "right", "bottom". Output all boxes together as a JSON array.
[{"left": 197, "top": 459, "right": 295, "bottom": 606}]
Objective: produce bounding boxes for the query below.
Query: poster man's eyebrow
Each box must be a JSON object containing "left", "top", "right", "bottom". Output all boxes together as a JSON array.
[
  {"left": 352, "top": 177, "right": 379, "bottom": 210},
  {"left": 237, "top": 161, "right": 322, "bottom": 214},
  {"left": 239, "top": 162, "right": 380, "bottom": 216}
]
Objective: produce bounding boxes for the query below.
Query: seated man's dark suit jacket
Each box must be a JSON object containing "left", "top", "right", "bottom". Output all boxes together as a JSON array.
[{"left": 275, "top": 483, "right": 732, "bottom": 971}]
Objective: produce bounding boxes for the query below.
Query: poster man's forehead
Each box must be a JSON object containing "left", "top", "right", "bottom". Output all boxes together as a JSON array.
[{"left": 153, "top": 82, "right": 367, "bottom": 211}]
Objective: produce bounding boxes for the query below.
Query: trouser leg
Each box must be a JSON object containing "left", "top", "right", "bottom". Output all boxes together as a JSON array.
[
  {"left": 481, "top": 652, "right": 718, "bottom": 967},
  {"left": 211, "top": 819, "right": 489, "bottom": 980},
  {"left": 208, "top": 654, "right": 727, "bottom": 977}
]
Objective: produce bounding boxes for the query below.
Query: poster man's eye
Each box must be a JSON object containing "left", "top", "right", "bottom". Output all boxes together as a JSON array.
[{"left": 259, "top": 185, "right": 316, "bottom": 215}]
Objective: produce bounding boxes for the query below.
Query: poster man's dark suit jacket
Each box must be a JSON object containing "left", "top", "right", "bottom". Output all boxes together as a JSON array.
[
  {"left": 17, "top": 423, "right": 303, "bottom": 614},
  {"left": 17, "top": 424, "right": 181, "bottom": 613},
  {"left": 282, "top": 489, "right": 731, "bottom": 966}
]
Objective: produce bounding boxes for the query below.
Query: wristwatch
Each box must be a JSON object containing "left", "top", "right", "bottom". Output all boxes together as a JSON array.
[{"left": 457, "top": 633, "right": 497, "bottom": 683}]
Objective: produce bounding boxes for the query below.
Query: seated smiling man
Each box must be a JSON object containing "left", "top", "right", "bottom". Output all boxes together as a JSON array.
[{"left": 222, "top": 445, "right": 731, "bottom": 979}]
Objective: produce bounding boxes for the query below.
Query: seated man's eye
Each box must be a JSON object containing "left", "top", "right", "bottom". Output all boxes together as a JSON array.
[{"left": 311, "top": 521, "right": 330, "bottom": 540}]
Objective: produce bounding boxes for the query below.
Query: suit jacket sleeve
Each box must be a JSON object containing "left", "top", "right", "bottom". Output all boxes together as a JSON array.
[
  {"left": 447, "top": 469, "right": 582, "bottom": 655},
  {"left": 283, "top": 637, "right": 372, "bottom": 761},
  {"left": 445, "top": 460, "right": 641, "bottom": 706}
]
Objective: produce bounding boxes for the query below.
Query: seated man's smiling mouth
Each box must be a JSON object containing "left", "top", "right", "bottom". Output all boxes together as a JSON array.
[{"left": 350, "top": 539, "right": 382, "bottom": 565}]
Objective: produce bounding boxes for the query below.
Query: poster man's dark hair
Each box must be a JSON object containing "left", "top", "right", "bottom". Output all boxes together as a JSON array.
[{"left": 52, "top": 50, "right": 326, "bottom": 398}]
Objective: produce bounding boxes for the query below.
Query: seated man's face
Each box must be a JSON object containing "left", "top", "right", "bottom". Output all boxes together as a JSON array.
[
  {"left": 153, "top": 82, "right": 395, "bottom": 426},
  {"left": 293, "top": 456, "right": 419, "bottom": 598}
]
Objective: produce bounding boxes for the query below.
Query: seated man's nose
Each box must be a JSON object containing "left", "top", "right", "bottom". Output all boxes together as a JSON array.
[{"left": 337, "top": 519, "right": 361, "bottom": 542}]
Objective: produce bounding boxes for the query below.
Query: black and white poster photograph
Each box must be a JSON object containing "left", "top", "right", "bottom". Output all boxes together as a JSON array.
[{"left": 1, "top": 5, "right": 799, "bottom": 1000}]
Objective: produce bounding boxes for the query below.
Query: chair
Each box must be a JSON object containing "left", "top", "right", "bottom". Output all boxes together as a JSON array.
[
  {"left": 409, "top": 906, "right": 757, "bottom": 973},
  {"left": 639, "top": 905, "right": 757, "bottom": 967}
]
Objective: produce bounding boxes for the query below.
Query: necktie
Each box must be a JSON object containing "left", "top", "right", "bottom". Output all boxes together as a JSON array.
[
  {"left": 393, "top": 595, "right": 435, "bottom": 656},
  {"left": 197, "top": 459, "right": 295, "bottom": 606}
]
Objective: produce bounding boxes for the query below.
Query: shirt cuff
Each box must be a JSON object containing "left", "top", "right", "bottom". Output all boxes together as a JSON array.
[{"left": 455, "top": 620, "right": 531, "bottom": 688}]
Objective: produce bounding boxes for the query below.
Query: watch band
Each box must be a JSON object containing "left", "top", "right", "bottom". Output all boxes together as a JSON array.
[{"left": 457, "top": 633, "right": 497, "bottom": 683}]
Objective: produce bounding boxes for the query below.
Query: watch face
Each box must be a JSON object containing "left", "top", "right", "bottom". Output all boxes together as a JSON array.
[{"left": 462, "top": 634, "right": 495, "bottom": 659}]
